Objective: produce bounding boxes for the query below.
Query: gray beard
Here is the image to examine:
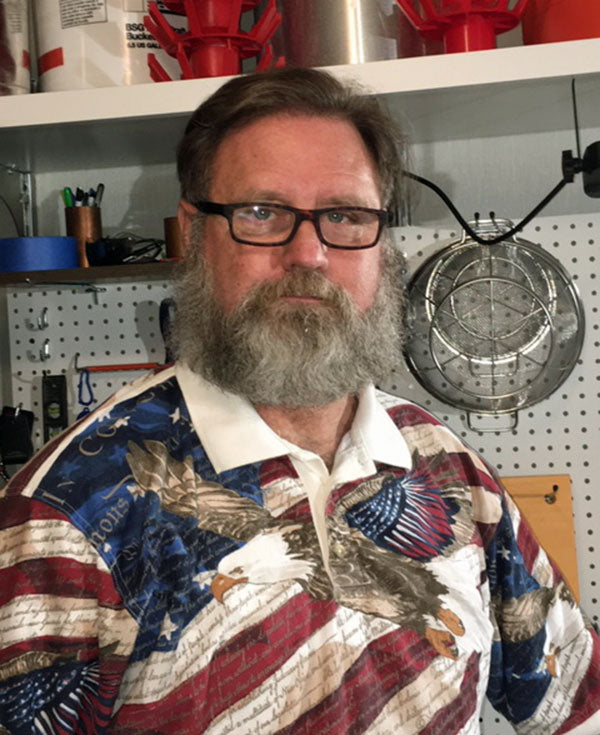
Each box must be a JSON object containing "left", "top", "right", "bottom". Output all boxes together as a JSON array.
[{"left": 172, "top": 239, "right": 406, "bottom": 408}]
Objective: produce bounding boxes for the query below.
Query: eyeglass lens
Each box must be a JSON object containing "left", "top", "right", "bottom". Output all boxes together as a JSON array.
[{"left": 232, "top": 204, "right": 380, "bottom": 247}]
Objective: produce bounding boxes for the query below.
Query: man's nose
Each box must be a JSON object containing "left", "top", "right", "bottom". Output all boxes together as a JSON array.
[{"left": 280, "top": 218, "right": 328, "bottom": 270}]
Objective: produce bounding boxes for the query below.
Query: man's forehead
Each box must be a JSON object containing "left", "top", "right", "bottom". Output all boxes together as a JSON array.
[{"left": 209, "top": 113, "right": 382, "bottom": 202}]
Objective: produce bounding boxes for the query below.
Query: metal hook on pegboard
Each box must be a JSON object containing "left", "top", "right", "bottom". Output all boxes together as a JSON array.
[
  {"left": 26, "top": 306, "right": 49, "bottom": 331},
  {"left": 23, "top": 280, "right": 107, "bottom": 305},
  {"left": 38, "top": 307, "right": 49, "bottom": 330},
  {"left": 39, "top": 338, "right": 51, "bottom": 362}
]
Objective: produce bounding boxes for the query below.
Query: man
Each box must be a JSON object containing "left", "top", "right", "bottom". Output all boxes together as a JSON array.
[{"left": 1, "top": 68, "right": 599, "bottom": 734}]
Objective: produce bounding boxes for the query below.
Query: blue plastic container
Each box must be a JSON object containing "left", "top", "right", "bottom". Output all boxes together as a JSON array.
[{"left": 0, "top": 236, "right": 79, "bottom": 272}]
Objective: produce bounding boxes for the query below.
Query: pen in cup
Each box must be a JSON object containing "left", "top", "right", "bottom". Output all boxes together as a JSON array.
[
  {"left": 63, "top": 184, "right": 105, "bottom": 207},
  {"left": 62, "top": 187, "right": 74, "bottom": 207}
]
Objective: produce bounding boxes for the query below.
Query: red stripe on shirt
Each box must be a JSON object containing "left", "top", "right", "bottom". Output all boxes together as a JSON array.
[
  {"left": 420, "top": 650, "right": 480, "bottom": 735},
  {"left": 516, "top": 514, "right": 542, "bottom": 575},
  {"left": 388, "top": 404, "right": 444, "bottom": 429},
  {"left": 0, "top": 557, "right": 122, "bottom": 608},
  {"left": 115, "top": 593, "right": 339, "bottom": 732},
  {"left": 0, "top": 495, "right": 70, "bottom": 529},
  {"left": 259, "top": 456, "right": 298, "bottom": 486},
  {"left": 277, "top": 628, "right": 438, "bottom": 734},
  {"left": 279, "top": 498, "right": 313, "bottom": 523}
]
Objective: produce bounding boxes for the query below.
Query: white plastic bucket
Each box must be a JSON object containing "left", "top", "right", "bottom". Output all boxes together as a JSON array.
[
  {"left": 34, "top": 0, "right": 186, "bottom": 91},
  {"left": 0, "top": 0, "right": 30, "bottom": 95}
]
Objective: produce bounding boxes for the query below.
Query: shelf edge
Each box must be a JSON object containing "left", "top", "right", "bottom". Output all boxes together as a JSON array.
[{"left": 1, "top": 38, "right": 599, "bottom": 130}]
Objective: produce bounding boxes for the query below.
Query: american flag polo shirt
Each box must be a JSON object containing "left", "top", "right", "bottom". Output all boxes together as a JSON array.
[{"left": 1, "top": 364, "right": 599, "bottom": 734}]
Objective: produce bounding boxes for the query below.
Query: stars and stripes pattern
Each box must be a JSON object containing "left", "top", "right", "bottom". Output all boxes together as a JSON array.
[
  {"left": 0, "top": 366, "right": 599, "bottom": 734},
  {"left": 344, "top": 473, "right": 460, "bottom": 560}
]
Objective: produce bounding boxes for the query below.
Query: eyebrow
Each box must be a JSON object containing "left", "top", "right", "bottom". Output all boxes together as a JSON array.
[
  {"left": 242, "top": 190, "right": 285, "bottom": 202},
  {"left": 236, "top": 191, "right": 379, "bottom": 208}
]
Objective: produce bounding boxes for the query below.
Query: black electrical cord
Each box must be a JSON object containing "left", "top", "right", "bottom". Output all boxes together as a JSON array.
[
  {"left": 0, "top": 194, "right": 21, "bottom": 237},
  {"left": 405, "top": 171, "right": 570, "bottom": 245}
]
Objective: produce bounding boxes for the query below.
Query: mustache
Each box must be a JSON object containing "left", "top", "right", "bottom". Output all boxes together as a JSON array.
[{"left": 240, "top": 270, "right": 351, "bottom": 309}]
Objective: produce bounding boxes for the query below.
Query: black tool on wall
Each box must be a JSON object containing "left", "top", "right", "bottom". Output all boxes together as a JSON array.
[
  {"left": 0, "top": 405, "right": 34, "bottom": 465},
  {"left": 42, "top": 374, "right": 69, "bottom": 442}
]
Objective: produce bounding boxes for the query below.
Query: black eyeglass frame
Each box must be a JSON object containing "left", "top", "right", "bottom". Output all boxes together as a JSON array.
[{"left": 190, "top": 200, "right": 389, "bottom": 250}]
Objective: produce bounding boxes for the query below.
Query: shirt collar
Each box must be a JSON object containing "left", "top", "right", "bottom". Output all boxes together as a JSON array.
[
  {"left": 176, "top": 362, "right": 412, "bottom": 475},
  {"left": 352, "top": 384, "right": 413, "bottom": 470}
]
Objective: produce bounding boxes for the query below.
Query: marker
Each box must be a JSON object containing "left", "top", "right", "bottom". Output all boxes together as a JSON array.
[
  {"left": 95, "top": 183, "right": 105, "bottom": 207},
  {"left": 62, "top": 187, "right": 74, "bottom": 207}
]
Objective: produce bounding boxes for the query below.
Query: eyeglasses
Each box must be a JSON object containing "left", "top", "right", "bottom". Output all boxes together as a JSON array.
[{"left": 191, "top": 200, "right": 388, "bottom": 250}]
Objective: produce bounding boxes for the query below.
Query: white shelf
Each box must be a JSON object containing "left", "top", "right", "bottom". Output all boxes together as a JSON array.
[{"left": 1, "top": 38, "right": 600, "bottom": 173}]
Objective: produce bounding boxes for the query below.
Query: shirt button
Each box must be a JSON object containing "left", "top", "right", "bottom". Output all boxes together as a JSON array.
[{"left": 331, "top": 541, "right": 346, "bottom": 557}]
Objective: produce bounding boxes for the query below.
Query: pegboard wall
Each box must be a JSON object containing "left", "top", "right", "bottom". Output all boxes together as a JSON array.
[
  {"left": 2, "top": 213, "right": 599, "bottom": 734},
  {"left": 6, "top": 278, "right": 173, "bottom": 437}
]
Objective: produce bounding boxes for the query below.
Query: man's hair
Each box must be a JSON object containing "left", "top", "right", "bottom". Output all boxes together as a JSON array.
[{"left": 176, "top": 66, "right": 406, "bottom": 212}]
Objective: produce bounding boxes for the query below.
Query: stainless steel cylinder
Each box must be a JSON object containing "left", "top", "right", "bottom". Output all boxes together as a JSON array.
[{"left": 272, "top": 0, "right": 439, "bottom": 67}]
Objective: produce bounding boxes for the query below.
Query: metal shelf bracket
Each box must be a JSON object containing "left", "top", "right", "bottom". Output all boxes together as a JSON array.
[{"left": 0, "top": 162, "right": 34, "bottom": 237}]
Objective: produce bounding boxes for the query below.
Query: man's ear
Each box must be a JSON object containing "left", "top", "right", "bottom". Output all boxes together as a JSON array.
[{"left": 176, "top": 200, "right": 197, "bottom": 255}]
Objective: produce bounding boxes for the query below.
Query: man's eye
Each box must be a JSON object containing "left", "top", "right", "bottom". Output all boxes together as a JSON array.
[
  {"left": 236, "top": 206, "right": 276, "bottom": 222},
  {"left": 251, "top": 207, "right": 275, "bottom": 221},
  {"left": 326, "top": 210, "right": 349, "bottom": 224}
]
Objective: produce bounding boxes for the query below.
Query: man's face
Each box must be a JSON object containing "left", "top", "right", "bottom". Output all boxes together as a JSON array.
[
  {"left": 193, "top": 113, "right": 384, "bottom": 315},
  {"left": 174, "top": 112, "right": 406, "bottom": 407}
]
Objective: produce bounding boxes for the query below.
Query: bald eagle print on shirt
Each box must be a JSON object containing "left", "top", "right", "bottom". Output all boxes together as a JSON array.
[{"left": 125, "top": 441, "right": 469, "bottom": 659}]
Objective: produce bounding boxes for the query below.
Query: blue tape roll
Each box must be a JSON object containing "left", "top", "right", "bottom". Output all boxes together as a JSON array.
[{"left": 0, "top": 237, "right": 79, "bottom": 272}]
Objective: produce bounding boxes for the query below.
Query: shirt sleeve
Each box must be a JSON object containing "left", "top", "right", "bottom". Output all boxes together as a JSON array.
[
  {"left": 0, "top": 492, "right": 137, "bottom": 734},
  {"left": 485, "top": 485, "right": 600, "bottom": 734}
]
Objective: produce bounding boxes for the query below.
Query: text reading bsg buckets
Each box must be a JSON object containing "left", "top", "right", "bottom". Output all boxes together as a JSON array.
[{"left": 34, "top": 0, "right": 187, "bottom": 91}]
